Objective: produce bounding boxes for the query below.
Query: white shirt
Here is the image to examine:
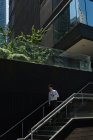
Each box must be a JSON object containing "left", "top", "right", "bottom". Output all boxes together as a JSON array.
[{"left": 49, "top": 89, "right": 59, "bottom": 105}]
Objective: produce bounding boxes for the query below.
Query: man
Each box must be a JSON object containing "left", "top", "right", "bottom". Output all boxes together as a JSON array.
[{"left": 48, "top": 84, "right": 59, "bottom": 111}]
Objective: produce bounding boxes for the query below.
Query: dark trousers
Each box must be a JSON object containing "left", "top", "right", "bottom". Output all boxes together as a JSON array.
[{"left": 50, "top": 100, "right": 57, "bottom": 112}]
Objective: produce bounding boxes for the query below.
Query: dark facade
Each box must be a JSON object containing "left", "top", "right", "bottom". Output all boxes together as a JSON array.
[
  {"left": 0, "top": 0, "right": 6, "bottom": 29},
  {"left": 0, "top": 0, "right": 6, "bottom": 43},
  {"left": 40, "top": 0, "right": 93, "bottom": 60},
  {"left": 9, "top": 0, "right": 40, "bottom": 37}
]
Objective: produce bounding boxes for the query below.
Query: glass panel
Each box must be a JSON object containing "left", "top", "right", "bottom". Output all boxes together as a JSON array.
[
  {"left": 70, "top": 0, "right": 77, "bottom": 29},
  {"left": 76, "top": 0, "right": 93, "bottom": 26},
  {"left": 73, "top": 95, "right": 93, "bottom": 117},
  {"left": 86, "top": 0, "right": 93, "bottom": 26},
  {"left": 53, "top": 5, "right": 70, "bottom": 44},
  {"left": 76, "top": 0, "right": 87, "bottom": 24},
  {"left": 75, "top": 93, "right": 93, "bottom": 98},
  {"left": 47, "top": 50, "right": 92, "bottom": 72}
]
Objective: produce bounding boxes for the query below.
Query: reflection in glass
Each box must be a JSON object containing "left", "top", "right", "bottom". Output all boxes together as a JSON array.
[
  {"left": 53, "top": 6, "right": 70, "bottom": 44},
  {"left": 76, "top": 0, "right": 87, "bottom": 24},
  {"left": 42, "top": 0, "right": 93, "bottom": 47},
  {"left": 86, "top": 0, "right": 93, "bottom": 26}
]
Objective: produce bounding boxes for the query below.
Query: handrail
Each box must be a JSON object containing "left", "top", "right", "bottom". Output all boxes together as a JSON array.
[
  {"left": 0, "top": 100, "right": 48, "bottom": 138},
  {"left": 32, "top": 82, "right": 93, "bottom": 129},
  {"left": 50, "top": 117, "right": 93, "bottom": 140},
  {"left": 24, "top": 82, "right": 93, "bottom": 139},
  {"left": 1, "top": 82, "right": 93, "bottom": 138},
  {"left": 77, "top": 82, "right": 93, "bottom": 93},
  {"left": 24, "top": 97, "right": 74, "bottom": 139}
]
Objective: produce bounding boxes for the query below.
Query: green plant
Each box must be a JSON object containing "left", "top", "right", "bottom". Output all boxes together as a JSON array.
[
  {"left": 0, "top": 47, "right": 11, "bottom": 59},
  {"left": 0, "top": 26, "right": 7, "bottom": 47},
  {"left": 30, "top": 25, "right": 46, "bottom": 44},
  {"left": 8, "top": 53, "right": 30, "bottom": 62},
  {"left": 15, "top": 26, "right": 46, "bottom": 45},
  {"left": 0, "top": 25, "right": 53, "bottom": 64}
]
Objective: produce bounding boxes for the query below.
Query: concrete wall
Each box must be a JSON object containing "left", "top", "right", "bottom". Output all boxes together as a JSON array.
[
  {"left": 40, "top": 0, "right": 52, "bottom": 27},
  {"left": 9, "top": 0, "right": 40, "bottom": 36}
]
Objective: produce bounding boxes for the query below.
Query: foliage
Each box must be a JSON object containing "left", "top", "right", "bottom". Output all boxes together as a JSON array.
[
  {"left": 0, "top": 25, "right": 53, "bottom": 64},
  {"left": 8, "top": 53, "right": 30, "bottom": 62},
  {"left": 30, "top": 45, "right": 53, "bottom": 63},
  {"left": 0, "top": 47, "right": 11, "bottom": 59},
  {"left": 30, "top": 26, "right": 46, "bottom": 44},
  {"left": 15, "top": 26, "right": 46, "bottom": 45}
]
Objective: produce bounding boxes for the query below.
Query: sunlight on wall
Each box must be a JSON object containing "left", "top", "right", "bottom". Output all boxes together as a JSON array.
[{"left": 6, "top": 0, "right": 9, "bottom": 24}]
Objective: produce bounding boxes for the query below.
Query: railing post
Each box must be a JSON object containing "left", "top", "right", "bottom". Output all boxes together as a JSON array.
[
  {"left": 81, "top": 91, "right": 84, "bottom": 105},
  {"left": 22, "top": 122, "right": 24, "bottom": 138},
  {"left": 66, "top": 105, "right": 67, "bottom": 118},
  {"left": 43, "top": 106, "right": 45, "bottom": 118},
  {"left": 31, "top": 128, "right": 33, "bottom": 140}
]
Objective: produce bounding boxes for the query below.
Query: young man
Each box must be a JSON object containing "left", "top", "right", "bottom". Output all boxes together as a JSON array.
[{"left": 48, "top": 84, "right": 59, "bottom": 111}]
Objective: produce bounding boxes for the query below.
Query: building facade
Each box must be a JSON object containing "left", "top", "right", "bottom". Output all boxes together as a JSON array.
[
  {"left": 0, "top": 0, "right": 6, "bottom": 44},
  {"left": 9, "top": 0, "right": 40, "bottom": 37},
  {"left": 0, "top": 0, "right": 6, "bottom": 29},
  {"left": 40, "top": 0, "right": 93, "bottom": 60}
]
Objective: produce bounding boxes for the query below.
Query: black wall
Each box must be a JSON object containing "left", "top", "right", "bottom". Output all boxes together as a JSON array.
[{"left": 0, "top": 59, "right": 93, "bottom": 139}]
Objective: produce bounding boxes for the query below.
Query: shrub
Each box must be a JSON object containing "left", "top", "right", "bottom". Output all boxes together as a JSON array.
[
  {"left": 0, "top": 48, "right": 11, "bottom": 59},
  {"left": 8, "top": 53, "right": 30, "bottom": 62}
]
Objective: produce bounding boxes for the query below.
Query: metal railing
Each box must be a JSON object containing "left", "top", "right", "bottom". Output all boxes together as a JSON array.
[
  {"left": 0, "top": 82, "right": 93, "bottom": 139},
  {"left": 50, "top": 117, "right": 93, "bottom": 140},
  {"left": 22, "top": 82, "right": 93, "bottom": 140},
  {"left": 0, "top": 99, "right": 62, "bottom": 139},
  {"left": 0, "top": 100, "right": 48, "bottom": 138}
]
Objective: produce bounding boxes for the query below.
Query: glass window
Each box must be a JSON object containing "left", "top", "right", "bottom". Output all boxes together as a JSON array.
[
  {"left": 86, "top": 0, "right": 93, "bottom": 26},
  {"left": 70, "top": 0, "right": 77, "bottom": 29},
  {"left": 76, "top": 0, "right": 87, "bottom": 24}
]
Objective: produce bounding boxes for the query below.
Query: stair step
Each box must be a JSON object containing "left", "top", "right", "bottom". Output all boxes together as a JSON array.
[
  {"left": 40, "top": 125, "right": 62, "bottom": 131},
  {"left": 33, "top": 134, "right": 51, "bottom": 140},
  {"left": 35, "top": 129, "right": 56, "bottom": 135}
]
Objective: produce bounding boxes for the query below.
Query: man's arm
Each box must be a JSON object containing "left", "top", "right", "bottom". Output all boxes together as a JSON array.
[{"left": 55, "top": 90, "right": 59, "bottom": 98}]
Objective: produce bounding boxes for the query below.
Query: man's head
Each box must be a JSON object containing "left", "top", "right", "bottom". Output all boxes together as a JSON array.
[{"left": 48, "top": 84, "right": 53, "bottom": 91}]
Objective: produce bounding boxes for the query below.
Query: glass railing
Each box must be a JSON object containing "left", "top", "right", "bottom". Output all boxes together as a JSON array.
[
  {"left": 0, "top": 38, "right": 92, "bottom": 72},
  {"left": 10, "top": 42, "right": 93, "bottom": 71},
  {"left": 30, "top": 45, "right": 91, "bottom": 72},
  {"left": 28, "top": 92, "right": 93, "bottom": 140}
]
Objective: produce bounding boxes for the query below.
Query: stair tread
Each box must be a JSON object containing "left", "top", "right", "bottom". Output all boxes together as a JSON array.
[
  {"left": 37, "top": 130, "right": 56, "bottom": 132},
  {"left": 34, "top": 129, "right": 56, "bottom": 135},
  {"left": 34, "top": 134, "right": 52, "bottom": 137}
]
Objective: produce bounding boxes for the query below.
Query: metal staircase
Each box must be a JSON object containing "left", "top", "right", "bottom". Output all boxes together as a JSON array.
[
  {"left": 17, "top": 83, "right": 93, "bottom": 140},
  {"left": 0, "top": 82, "right": 93, "bottom": 140}
]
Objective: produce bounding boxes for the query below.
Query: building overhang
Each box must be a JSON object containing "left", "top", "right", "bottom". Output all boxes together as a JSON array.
[{"left": 54, "top": 23, "right": 93, "bottom": 59}]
